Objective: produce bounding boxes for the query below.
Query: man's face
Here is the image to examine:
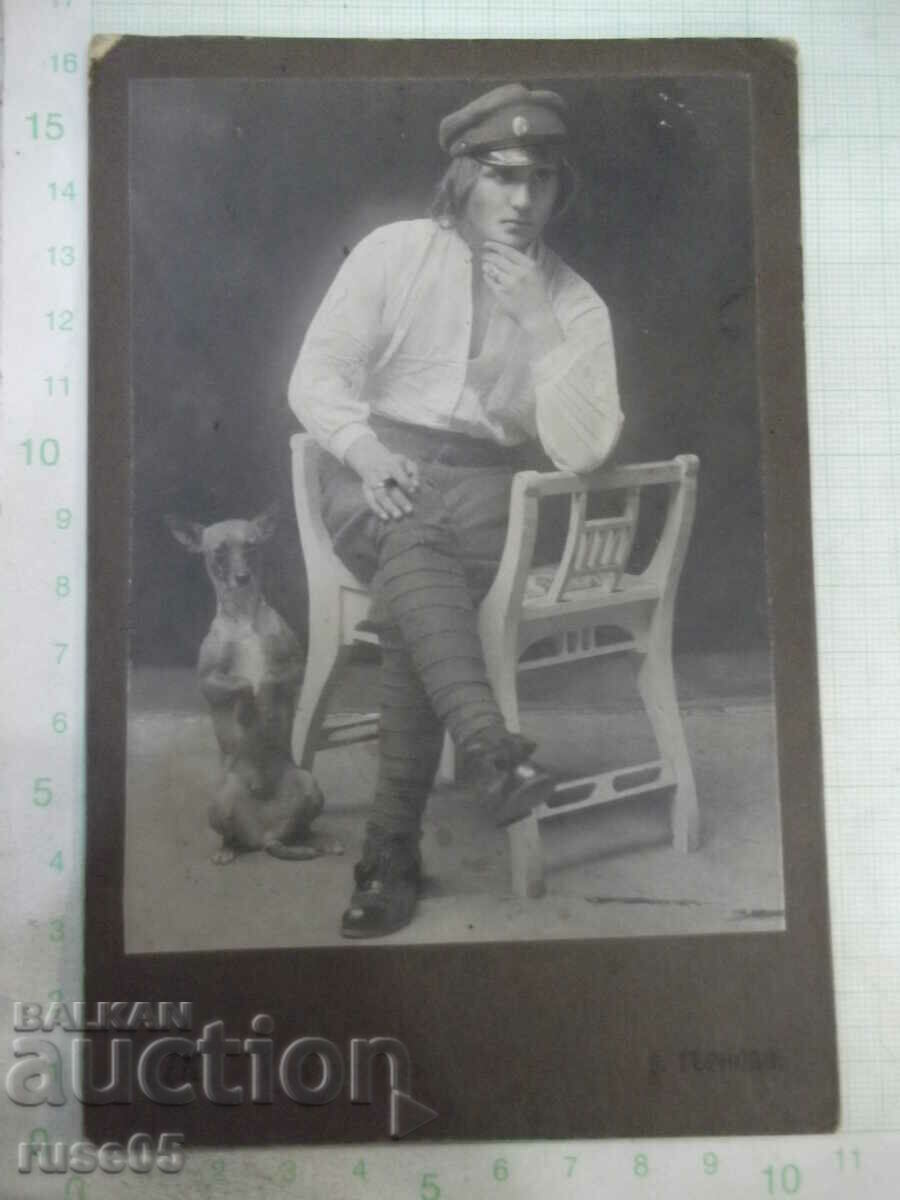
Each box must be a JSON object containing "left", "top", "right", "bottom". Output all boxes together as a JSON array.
[{"left": 462, "top": 161, "right": 560, "bottom": 250}]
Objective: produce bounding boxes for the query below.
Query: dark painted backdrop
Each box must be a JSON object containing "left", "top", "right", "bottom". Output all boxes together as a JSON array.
[{"left": 129, "top": 75, "right": 763, "bottom": 666}]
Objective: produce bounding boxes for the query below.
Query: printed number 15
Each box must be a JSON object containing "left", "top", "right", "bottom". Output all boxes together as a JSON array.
[{"left": 26, "top": 114, "right": 64, "bottom": 141}]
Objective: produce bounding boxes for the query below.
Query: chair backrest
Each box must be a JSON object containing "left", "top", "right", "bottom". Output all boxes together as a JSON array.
[
  {"left": 505, "top": 457, "right": 698, "bottom": 616},
  {"left": 533, "top": 487, "right": 641, "bottom": 602}
]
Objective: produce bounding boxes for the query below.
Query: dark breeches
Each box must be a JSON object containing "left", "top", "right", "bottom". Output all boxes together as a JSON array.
[{"left": 319, "top": 417, "right": 528, "bottom": 835}]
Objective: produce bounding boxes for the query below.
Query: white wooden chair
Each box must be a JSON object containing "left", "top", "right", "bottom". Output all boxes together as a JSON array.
[{"left": 290, "top": 432, "right": 700, "bottom": 898}]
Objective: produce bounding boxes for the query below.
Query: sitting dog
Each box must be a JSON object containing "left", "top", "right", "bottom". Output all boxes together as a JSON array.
[{"left": 167, "top": 506, "right": 343, "bottom": 865}]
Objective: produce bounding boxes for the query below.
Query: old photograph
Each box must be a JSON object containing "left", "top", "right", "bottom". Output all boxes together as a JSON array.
[
  {"left": 122, "top": 69, "right": 784, "bottom": 951},
  {"left": 85, "top": 36, "right": 836, "bottom": 1144}
]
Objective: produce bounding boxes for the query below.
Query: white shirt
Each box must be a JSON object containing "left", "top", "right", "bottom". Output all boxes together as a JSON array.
[{"left": 289, "top": 219, "right": 623, "bottom": 473}]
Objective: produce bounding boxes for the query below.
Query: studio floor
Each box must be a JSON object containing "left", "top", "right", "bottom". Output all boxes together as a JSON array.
[{"left": 124, "top": 650, "right": 784, "bottom": 951}]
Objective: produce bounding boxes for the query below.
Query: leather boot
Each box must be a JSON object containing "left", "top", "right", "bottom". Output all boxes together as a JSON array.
[
  {"left": 462, "top": 730, "right": 555, "bottom": 827},
  {"left": 340, "top": 826, "right": 421, "bottom": 939}
]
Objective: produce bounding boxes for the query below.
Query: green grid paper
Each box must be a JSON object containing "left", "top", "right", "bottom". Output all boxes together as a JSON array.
[{"left": 4, "top": 4, "right": 892, "bottom": 1193}]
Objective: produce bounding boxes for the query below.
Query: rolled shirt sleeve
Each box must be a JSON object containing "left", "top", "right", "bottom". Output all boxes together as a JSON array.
[{"left": 531, "top": 296, "right": 624, "bottom": 474}]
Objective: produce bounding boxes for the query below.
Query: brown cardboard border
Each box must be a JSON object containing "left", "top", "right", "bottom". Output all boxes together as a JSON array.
[{"left": 86, "top": 37, "right": 836, "bottom": 1145}]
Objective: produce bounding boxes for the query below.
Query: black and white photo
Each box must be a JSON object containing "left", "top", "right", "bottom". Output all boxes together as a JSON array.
[
  {"left": 124, "top": 69, "right": 785, "bottom": 950},
  {"left": 87, "top": 38, "right": 836, "bottom": 1143}
]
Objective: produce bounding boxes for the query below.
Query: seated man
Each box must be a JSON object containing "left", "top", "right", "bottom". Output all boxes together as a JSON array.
[{"left": 289, "top": 83, "right": 623, "bottom": 937}]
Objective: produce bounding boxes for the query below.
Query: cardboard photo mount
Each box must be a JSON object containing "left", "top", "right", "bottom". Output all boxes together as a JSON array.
[{"left": 87, "top": 37, "right": 837, "bottom": 1145}]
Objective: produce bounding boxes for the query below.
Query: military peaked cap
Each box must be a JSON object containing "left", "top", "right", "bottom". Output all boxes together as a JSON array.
[{"left": 439, "top": 84, "right": 569, "bottom": 165}]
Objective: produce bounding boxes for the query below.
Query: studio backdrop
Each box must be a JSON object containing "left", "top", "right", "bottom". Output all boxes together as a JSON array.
[{"left": 129, "top": 74, "right": 762, "bottom": 666}]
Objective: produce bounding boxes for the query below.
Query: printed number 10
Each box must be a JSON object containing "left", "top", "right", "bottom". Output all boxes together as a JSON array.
[
  {"left": 21, "top": 438, "right": 60, "bottom": 466},
  {"left": 763, "top": 1164, "right": 802, "bottom": 1195}
]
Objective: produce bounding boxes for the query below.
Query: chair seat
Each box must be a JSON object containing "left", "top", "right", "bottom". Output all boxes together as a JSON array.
[
  {"left": 525, "top": 567, "right": 621, "bottom": 601},
  {"left": 519, "top": 581, "right": 661, "bottom": 624}
]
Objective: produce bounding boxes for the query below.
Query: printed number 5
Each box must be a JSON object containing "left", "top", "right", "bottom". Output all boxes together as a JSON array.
[
  {"left": 421, "top": 1172, "right": 440, "bottom": 1200},
  {"left": 156, "top": 1133, "right": 185, "bottom": 1174}
]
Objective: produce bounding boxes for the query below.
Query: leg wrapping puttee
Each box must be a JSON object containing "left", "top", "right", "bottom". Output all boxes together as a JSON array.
[
  {"left": 374, "top": 515, "right": 506, "bottom": 752},
  {"left": 369, "top": 625, "right": 444, "bottom": 836}
]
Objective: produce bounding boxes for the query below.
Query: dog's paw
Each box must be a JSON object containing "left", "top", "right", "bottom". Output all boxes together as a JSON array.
[
  {"left": 315, "top": 835, "right": 345, "bottom": 856},
  {"left": 212, "top": 847, "right": 236, "bottom": 865}
]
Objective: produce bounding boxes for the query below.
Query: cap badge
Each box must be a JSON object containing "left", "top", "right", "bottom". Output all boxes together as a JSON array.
[{"left": 512, "top": 115, "right": 530, "bottom": 137}]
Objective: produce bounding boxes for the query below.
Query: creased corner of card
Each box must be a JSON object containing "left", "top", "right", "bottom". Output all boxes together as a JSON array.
[{"left": 90, "top": 35, "right": 123, "bottom": 66}]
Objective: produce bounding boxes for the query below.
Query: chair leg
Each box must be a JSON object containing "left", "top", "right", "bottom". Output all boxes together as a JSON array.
[
  {"left": 484, "top": 646, "right": 521, "bottom": 735},
  {"left": 482, "top": 622, "right": 541, "bottom": 894},
  {"left": 636, "top": 645, "right": 700, "bottom": 852},
  {"left": 437, "top": 733, "right": 456, "bottom": 784},
  {"left": 507, "top": 813, "right": 545, "bottom": 898},
  {"left": 292, "top": 630, "right": 350, "bottom": 771}
]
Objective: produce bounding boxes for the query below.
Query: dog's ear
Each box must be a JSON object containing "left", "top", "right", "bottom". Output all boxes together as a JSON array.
[
  {"left": 249, "top": 503, "right": 279, "bottom": 544},
  {"left": 165, "top": 514, "right": 206, "bottom": 553}
]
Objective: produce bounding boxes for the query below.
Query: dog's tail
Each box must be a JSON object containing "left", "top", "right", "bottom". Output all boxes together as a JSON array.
[{"left": 264, "top": 841, "right": 320, "bottom": 861}]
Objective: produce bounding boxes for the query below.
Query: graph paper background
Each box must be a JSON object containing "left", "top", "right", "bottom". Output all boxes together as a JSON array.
[{"left": 3, "top": 0, "right": 899, "bottom": 1194}]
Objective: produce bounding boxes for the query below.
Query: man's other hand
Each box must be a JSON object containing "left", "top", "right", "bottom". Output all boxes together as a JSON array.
[{"left": 344, "top": 433, "right": 420, "bottom": 521}]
